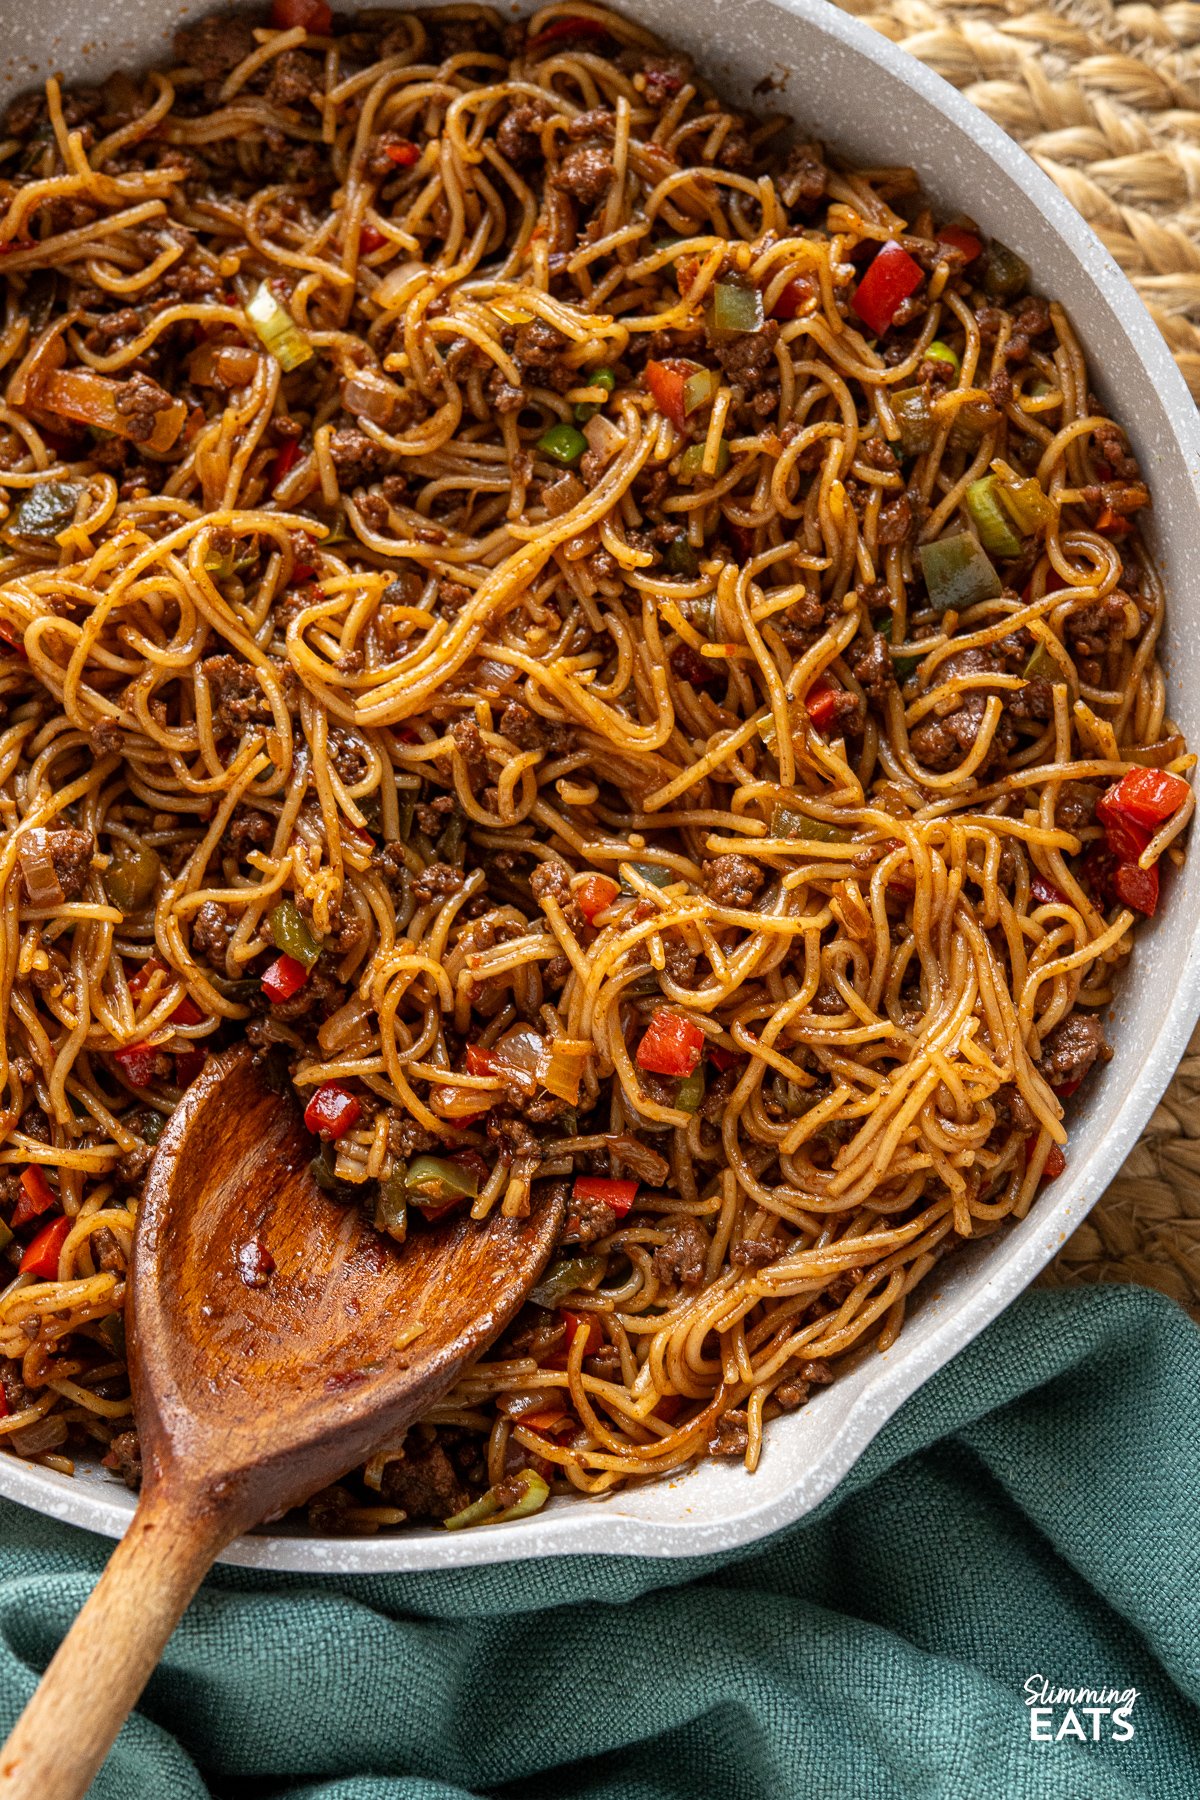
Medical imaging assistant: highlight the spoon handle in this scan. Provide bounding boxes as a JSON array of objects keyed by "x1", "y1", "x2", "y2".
[{"x1": 0, "y1": 1482, "x2": 227, "y2": 1800}]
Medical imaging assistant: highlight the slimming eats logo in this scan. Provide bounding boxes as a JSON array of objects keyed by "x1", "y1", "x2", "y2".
[{"x1": 1024, "y1": 1676, "x2": 1138, "y2": 1742}]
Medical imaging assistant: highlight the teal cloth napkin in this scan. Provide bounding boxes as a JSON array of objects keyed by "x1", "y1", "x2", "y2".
[{"x1": 0, "y1": 1284, "x2": 1195, "y2": 1800}]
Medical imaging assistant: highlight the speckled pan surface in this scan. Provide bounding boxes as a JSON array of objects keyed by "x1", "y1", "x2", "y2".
[{"x1": 1, "y1": 0, "x2": 1198, "y2": 1572}]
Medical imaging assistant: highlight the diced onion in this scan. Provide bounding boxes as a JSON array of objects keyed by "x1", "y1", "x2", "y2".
[
  {"x1": 541, "y1": 1045, "x2": 585, "y2": 1104},
  {"x1": 246, "y1": 282, "x2": 314, "y2": 372},
  {"x1": 374, "y1": 261, "x2": 427, "y2": 310},
  {"x1": 582, "y1": 412, "x2": 625, "y2": 465},
  {"x1": 18, "y1": 830, "x2": 65, "y2": 908},
  {"x1": 343, "y1": 372, "x2": 397, "y2": 425},
  {"x1": 317, "y1": 993, "x2": 372, "y2": 1055}
]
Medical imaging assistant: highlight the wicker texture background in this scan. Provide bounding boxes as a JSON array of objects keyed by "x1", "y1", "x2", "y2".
[{"x1": 834, "y1": 0, "x2": 1200, "y2": 1316}]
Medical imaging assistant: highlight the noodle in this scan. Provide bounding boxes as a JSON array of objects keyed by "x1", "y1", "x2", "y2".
[{"x1": 0, "y1": 1, "x2": 1189, "y2": 1526}]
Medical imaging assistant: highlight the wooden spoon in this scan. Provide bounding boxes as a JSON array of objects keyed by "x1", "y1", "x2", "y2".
[{"x1": 0, "y1": 1044, "x2": 563, "y2": 1800}]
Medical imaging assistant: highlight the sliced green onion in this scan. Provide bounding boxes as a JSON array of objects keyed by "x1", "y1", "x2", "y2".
[
  {"x1": 708, "y1": 281, "x2": 763, "y2": 335},
  {"x1": 444, "y1": 1468, "x2": 550, "y2": 1531},
  {"x1": 530, "y1": 1253, "x2": 606, "y2": 1309},
  {"x1": 665, "y1": 534, "x2": 699, "y2": 577},
  {"x1": 405, "y1": 1154, "x2": 479, "y2": 1206},
  {"x1": 679, "y1": 440, "x2": 730, "y2": 482},
  {"x1": 311, "y1": 1140, "x2": 352, "y2": 1197},
  {"x1": 536, "y1": 422, "x2": 587, "y2": 466},
  {"x1": 629, "y1": 862, "x2": 675, "y2": 888},
  {"x1": 1025, "y1": 639, "x2": 1056, "y2": 679},
  {"x1": 246, "y1": 281, "x2": 314, "y2": 372},
  {"x1": 770, "y1": 803, "x2": 851, "y2": 843},
  {"x1": 918, "y1": 532, "x2": 1002, "y2": 614},
  {"x1": 269, "y1": 898, "x2": 322, "y2": 970},
  {"x1": 965, "y1": 476, "x2": 1022, "y2": 558},
  {"x1": 676, "y1": 1068, "x2": 705, "y2": 1113},
  {"x1": 574, "y1": 367, "x2": 615, "y2": 423},
  {"x1": 682, "y1": 367, "x2": 720, "y2": 416},
  {"x1": 924, "y1": 339, "x2": 959, "y2": 373},
  {"x1": 983, "y1": 242, "x2": 1029, "y2": 300},
  {"x1": 892, "y1": 386, "x2": 934, "y2": 457},
  {"x1": 374, "y1": 1169, "x2": 408, "y2": 1244}
]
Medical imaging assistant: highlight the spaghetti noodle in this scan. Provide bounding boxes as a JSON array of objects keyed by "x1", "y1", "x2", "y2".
[{"x1": 0, "y1": 1, "x2": 1189, "y2": 1527}]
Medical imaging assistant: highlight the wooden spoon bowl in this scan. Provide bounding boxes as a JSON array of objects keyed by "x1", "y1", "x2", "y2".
[{"x1": 0, "y1": 1045, "x2": 563, "y2": 1799}]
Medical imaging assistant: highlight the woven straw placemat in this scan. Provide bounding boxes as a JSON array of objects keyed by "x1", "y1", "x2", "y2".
[{"x1": 833, "y1": 0, "x2": 1200, "y2": 1316}]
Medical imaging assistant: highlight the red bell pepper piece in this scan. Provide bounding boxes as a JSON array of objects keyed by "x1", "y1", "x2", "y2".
[
  {"x1": 1025, "y1": 1137, "x2": 1067, "y2": 1183},
  {"x1": 572, "y1": 1175, "x2": 638, "y2": 1215},
  {"x1": 771, "y1": 276, "x2": 814, "y2": 321},
  {"x1": 12, "y1": 1167, "x2": 56, "y2": 1229},
  {"x1": 20, "y1": 1215, "x2": 71, "y2": 1279},
  {"x1": 1098, "y1": 768, "x2": 1189, "y2": 835},
  {"x1": 303, "y1": 1082, "x2": 362, "y2": 1140},
  {"x1": 636, "y1": 1009, "x2": 704, "y2": 1078},
  {"x1": 171, "y1": 994, "x2": 205, "y2": 1027},
  {"x1": 383, "y1": 140, "x2": 421, "y2": 167},
  {"x1": 465, "y1": 1045, "x2": 498, "y2": 1078},
  {"x1": 269, "y1": 437, "x2": 302, "y2": 491},
  {"x1": 804, "y1": 678, "x2": 842, "y2": 732},
  {"x1": 270, "y1": 0, "x2": 331, "y2": 29},
  {"x1": 1112, "y1": 860, "x2": 1159, "y2": 916},
  {"x1": 0, "y1": 619, "x2": 26, "y2": 656},
  {"x1": 114, "y1": 1044, "x2": 161, "y2": 1087},
  {"x1": 576, "y1": 874, "x2": 619, "y2": 923},
  {"x1": 127, "y1": 958, "x2": 166, "y2": 1001},
  {"x1": 358, "y1": 224, "x2": 386, "y2": 254},
  {"x1": 560, "y1": 1309, "x2": 603, "y2": 1356},
  {"x1": 851, "y1": 242, "x2": 924, "y2": 336},
  {"x1": 645, "y1": 359, "x2": 691, "y2": 432},
  {"x1": 262, "y1": 954, "x2": 309, "y2": 1004},
  {"x1": 707, "y1": 1045, "x2": 742, "y2": 1072},
  {"x1": 1052, "y1": 1076, "x2": 1083, "y2": 1100},
  {"x1": 527, "y1": 15, "x2": 610, "y2": 52},
  {"x1": 937, "y1": 223, "x2": 982, "y2": 263},
  {"x1": 1030, "y1": 873, "x2": 1067, "y2": 907}
]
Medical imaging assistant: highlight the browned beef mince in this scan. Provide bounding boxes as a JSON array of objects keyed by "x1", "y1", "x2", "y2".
[
  {"x1": 908, "y1": 646, "x2": 1021, "y2": 771},
  {"x1": 850, "y1": 630, "x2": 896, "y2": 703},
  {"x1": 772, "y1": 1361, "x2": 834, "y2": 1410},
  {"x1": 566, "y1": 1195, "x2": 618, "y2": 1246},
  {"x1": 265, "y1": 49, "x2": 321, "y2": 109},
  {"x1": 222, "y1": 806, "x2": 274, "y2": 858},
  {"x1": 708, "y1": 1409, "x2": 750, "y2": 1456},
  {"x1": 174, "y1": 15, "x2": 257, "y2": 78},
  {"x1": 263, "y1": 965, "x2": 342, "y2": 1023},
  {"x1": 101, "y1": 1429, "x2": 142, "y2": 1490},
  {"x1": 191, "y1": 900, "x2": 235, "y2": 964},
  {"x1": 778, "y1": 141, "x2": 828, "y2": 211},
  {"x1": 1093, "y1": 420, "x2": 1141, "y2": 481},
  {"x1": 992, "y1": 1084, "x2": 1036, "y2": 1135},
  {"x1": 200, "y1": 654, "x2": 271, "y2": 731},
  {"x1": 731, "y1": 1238, "x2": 778, "y2": 1268},
  {"x1": 328, "y1": 427, "x2": 389, "y2": 487},
  {"x1": 412, "y1": 861, "x2": 464, "y2": 904},
  {"x1": 386, "y1": 1110, "x2": 440, "y2": 1158},
  {"x1": 1036, "y1": 1013, "x2": 1110, "y2": 1087},
  {"x1": 1081, "y1": 479, "x2": 1150, "y2": 519},
  {"x1": 486, "y1": 1114, "x2": 539, "y2": 1162},
  {"x1": 112, "y1": 371, "x2": 175, "y2": 443},
  {"x1": 708, "y1": 318, "x2": 780, "y2": 391},
  {"x1": 500, "y1": 698, "x2": 564, "y2": 751},
  {"x1": 554, "y1": 142, "x2": 615, "y2": 206},
  {"x1": 703, "y1": 855, "x2": 765, "y2": 908},
  {"x1": 371, "y1": 842, "x2": 409, "y2": 892},
  {"x1": 38, "y1": 828, "x2": 94, "y2": 901},
  {"x1": 379, "y1": 1434, "x2": 473, "y2": 1521},
  {"x1": 1055, "y1": 783, "x2": 1098, "y2": 831},
  {"x1": 653, "y1": 1216, "x2": 708, "y2": 1289},
  {"x1": 496, "y1": 98, "x2": 551, "y2": 168},
  {"x1": 450, "y1": 717, "x2": 489, "y2": 786}
]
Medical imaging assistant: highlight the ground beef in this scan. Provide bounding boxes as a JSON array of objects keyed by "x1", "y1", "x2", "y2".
[
  {"x1": 1003, "y1": 294, "x2": 1053, "y2": 364},
  {"x1": 113, "y1": 1141, "x2": 153, "y2": 1186},
  {"x1": 175, "y1": 14, "x2": 256, "y2": 77},
  {"x1": 386, "y1": 1111, "x2": 439, "y2": 1158},
  {"x1": 487, "y1": 1114, "x2": 539, "y2": 1163},
  {"x1": 850, "y1": 630, "x2": 896, "y2": 703},
  {"x1": 265, "y1": 965, "x2": 342, "y2": 1024},
  {"x1": 554, "y1": 143, "x2": 614, "y2": 206},
  {"x1": 35, "y1": 828, "x2": 94, "y2": 901},
  {"x1": 265, "y1": 49, "x2": 321, "y2": 109},
  {"x1": 877, "y1": 492, "x2": 915, "y2": 546},
  {"x1": 412, "y1": 862, "x2": 464, "y2": 904},
  {"x1": 773, "y1": 1360, "x2": 834, "y2": 1410},
  {"x1": 371, "y1": 842, "x2": 409, "y2": 892},
  {"x1": 512, "y1": 319, "x2": 573, "y2": 391},
  {"x1": 101, "y1": 1429, "x2": 142, "y2": 1490},
  {"x1": 500, "y1": 699, "x2": 560, "y2": 750},
  {"x1": 703, "y1": 855, "x2": 765, "y2": 908},
  {"x1": 731, "y1": 1237, "x2": 778, "y2": 1268},
  {"x1": 112, "y1": 371, "x2": 175, "y2": 444},
  {"x1": 496, "y1": 98, "x2": 551, "y2": 167},
  {"x1": 200, "y1": 654, "x2": 271, "y2": 731},
  {"x1": 566, "y1": 1195, "x2": 618, "y2": 1246},
  {"x1": 652, "y1": 1216, "x2": 708, "y2": 1289},
  {"x1": 1008, "y1": 673, "x2": 1054, "y2": 723},
  {"x1": 708, "y1": 1410, "x2": 750, "y2": 1456},
  {"x1": 1093, "y1": 420, "x2": 1141, "y2": 482},
  {"x1": 379, "y1": 1434, "x2": 473, "y2": 1521},
  {"x1": 222, "y1": 806, "x2": 273, "y2": 859},
  {"x1": 1081, "y1": 479, "x2": 1150, "y2": 519},
  {"x1": 778, "y1": 141, "x2": 828, "y2": 211},
  {"x1": 1036, "y1": 1013, "x2": 1110, "y2": 1087},
  {"x1": 450, "y1": 718, "x2": 488, "y2": 787},
  {"x1": 1055, "y1": 783, "x2": 1098, "y2": 831},
  {"x1": 908, "y1": 646, "x2": 1018, "y2": 772},
  {"x1": 329, "y1": 427, "x2": 389, "y2": 488},
  {"x1": 992, "y1": 1084, "x2": 1036, "y2": 1135},
  {"x1": 190, "y1": 903, "x2": 234, "y2": 969},
  {"x1": 709, "y1": 318, "x2": 780, "y2": 392}
]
